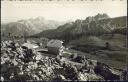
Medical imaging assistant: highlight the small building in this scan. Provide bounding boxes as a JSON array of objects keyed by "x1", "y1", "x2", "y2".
[{"x1": 47, "y1": 40, "x2": 64, "y2": 55}]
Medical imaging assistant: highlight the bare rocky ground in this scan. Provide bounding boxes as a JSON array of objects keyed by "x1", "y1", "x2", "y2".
[{"x1": 1, "y1": 40, "x2": 128, "y2": 81}]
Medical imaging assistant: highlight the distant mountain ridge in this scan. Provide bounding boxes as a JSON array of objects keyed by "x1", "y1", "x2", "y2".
[
  {"x1": 1, "y1": 17, "x2": 64, "y2": 37},
  {"x1": 34, "y1": 14, "x2": 126, "y2": 41}
]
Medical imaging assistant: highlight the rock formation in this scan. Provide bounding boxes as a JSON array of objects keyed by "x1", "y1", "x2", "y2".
[{"x1": 1, "y1": 41, "x2": 127, "y2": 81}]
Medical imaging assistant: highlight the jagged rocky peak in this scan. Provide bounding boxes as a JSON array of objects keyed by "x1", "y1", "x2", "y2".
[
  {"x1": 85, "y1": 13, "x2": 110, "y2": 23},
  {"x1": 75, "y1": 19, "x2": 83, "y2": 23},
  {"x1": 84, "y1": 16, "x2": 95, "y2": 23},
  {"x1": 102, "y1": 13, "x2": 109, "y2": 18},
  {"x1": 94, "y1": 13, "x2": 109, "y2": 20}
]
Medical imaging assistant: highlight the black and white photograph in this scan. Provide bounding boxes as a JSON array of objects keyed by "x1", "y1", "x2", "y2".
[{"x1": 1, "y1": 0, "x2": 128, "y2": 81}]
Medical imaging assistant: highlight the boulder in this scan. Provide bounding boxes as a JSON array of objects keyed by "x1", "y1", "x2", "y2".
[{"x1": 94, "y1": 62, "x2": 120, "y2": 80}]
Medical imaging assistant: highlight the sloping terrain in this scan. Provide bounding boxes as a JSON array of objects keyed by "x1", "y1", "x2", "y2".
[
  {"x1": 1, "y1": 41, "x2": 127, "y2": 81},
  {"x1": 1, "y1": 14, "x2": 127, "y2": 81},
  {"x1": 68, "y1": 34, "x2": 127, "y2": 69},
  {"x1": 1, "y1": 17, "x2": 64, "y2": 37},
  {"x1": 33, "y1": 14, "x2": 127, "y2": 71},
  {"x1": 34, "y1": 14, "x2": 126, "y2": 42}
]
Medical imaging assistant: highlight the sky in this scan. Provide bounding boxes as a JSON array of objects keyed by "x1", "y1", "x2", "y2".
[{"x1": 1, "y1": 0, "x2": 127, "y2": 23}]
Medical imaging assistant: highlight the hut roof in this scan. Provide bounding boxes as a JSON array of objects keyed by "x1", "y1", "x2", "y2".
[{"x1": 47, "y1": 40, "x2": 63, "y2": 48}]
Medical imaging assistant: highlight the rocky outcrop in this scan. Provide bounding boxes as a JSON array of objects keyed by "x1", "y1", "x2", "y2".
[
  {"x1": 1, "y1": 41, "x2": 127, "y2": 81},
  {"x1": 35, "y1": 14, "x2": 126, "y2": 41},
  {"x1": 85, "y1": 13, "x2": 109, "y2": 23}
]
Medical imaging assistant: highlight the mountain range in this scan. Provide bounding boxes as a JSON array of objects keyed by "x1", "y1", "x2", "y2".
[
  {"x1": 34, "y1": 14, "x2": 127, "y2": 42},
  {"x1": 1, "y1": 17, "x2": 64, "y2": 37},
  {"x1": 1, "y1": 14, "x2": 127, "y2": 41}
]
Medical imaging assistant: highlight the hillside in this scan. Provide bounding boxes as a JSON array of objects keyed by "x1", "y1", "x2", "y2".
[
  {"x1": 1, "y1": 40, "x2": 127, "y2": 81},
  {"x1": 1, "y1": 17, "x2": 64, "y2": 37},
  {"x1": 33, "y1": 14, "x2": 127, "y2": 68},
  {"x1": 35, "y1": 14, "x2": 126, "y2": 42}
]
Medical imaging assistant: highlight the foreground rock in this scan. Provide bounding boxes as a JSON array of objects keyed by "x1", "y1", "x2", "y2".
[{"x1": 1, "y1": 41, "x2": 127, "y2": 81}]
